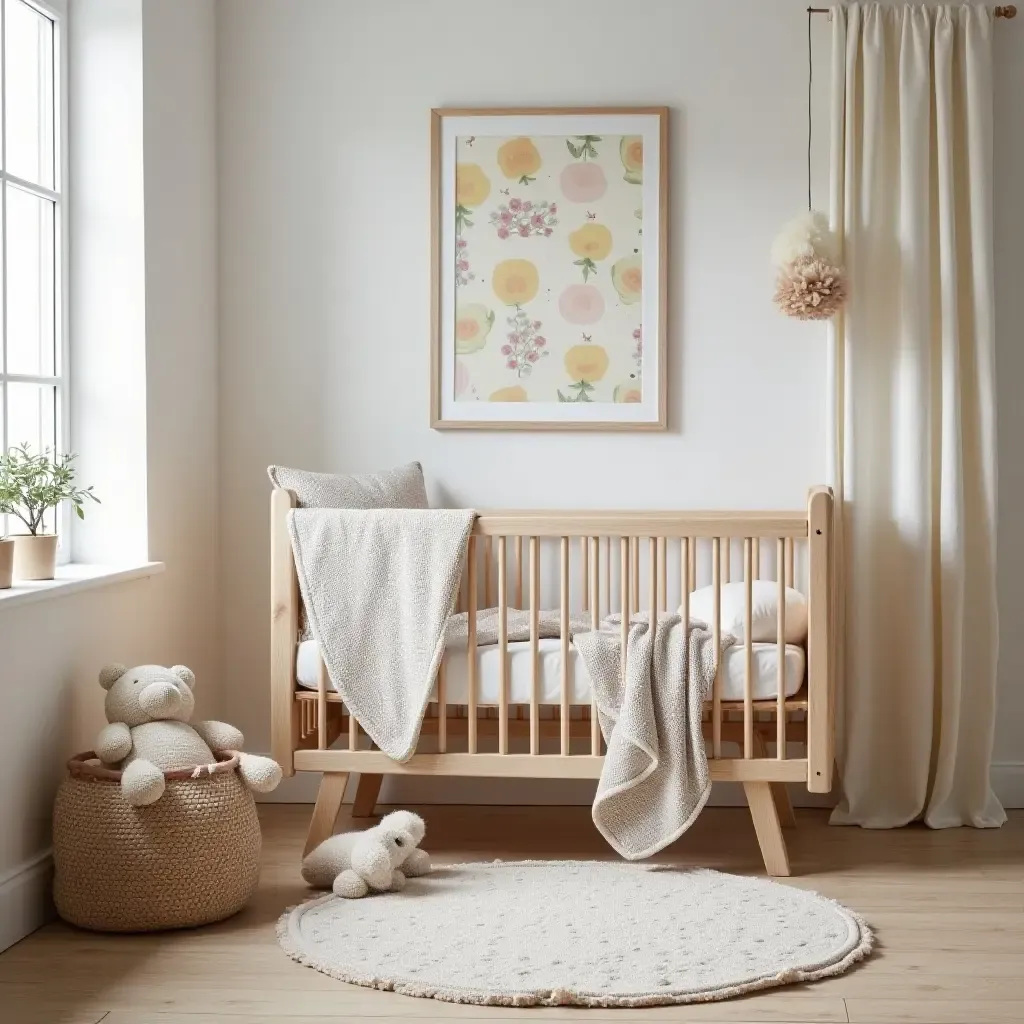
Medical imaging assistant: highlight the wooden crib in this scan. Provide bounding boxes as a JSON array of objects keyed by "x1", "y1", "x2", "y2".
[{"x1": 270, "y1": 487, "x2": 835, "y2": 876}]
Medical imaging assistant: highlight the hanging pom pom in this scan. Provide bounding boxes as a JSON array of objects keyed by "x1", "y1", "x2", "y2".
[
  {"x1": 771, "y1": 210, "x2": 848, "y2": 321},
  {"x1": 774, "y1": 255, "x2": 847, "y2": 321},
  {"x1": 771, "y1": 211, "x2": 838, "y2": 268}
]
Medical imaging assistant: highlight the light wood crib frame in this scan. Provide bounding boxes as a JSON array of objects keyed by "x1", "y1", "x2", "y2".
[{"x1": 270, "y1": 487, "x2": 835, "y2": 877}]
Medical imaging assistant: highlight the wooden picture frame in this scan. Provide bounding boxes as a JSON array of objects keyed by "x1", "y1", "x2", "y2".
[{"x1": 430, "y1": 107, "x2": 669, "y2": 431}]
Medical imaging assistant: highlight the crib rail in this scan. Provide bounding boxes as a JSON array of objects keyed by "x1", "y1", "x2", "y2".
[{"x1": 271, "y1": 489, "x2": 834, "y2": 793}]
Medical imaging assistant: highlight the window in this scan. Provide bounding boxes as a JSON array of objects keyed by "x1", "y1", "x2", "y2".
[{"x1": 0, "y1": 0, "x2": 65, "y2": 542}]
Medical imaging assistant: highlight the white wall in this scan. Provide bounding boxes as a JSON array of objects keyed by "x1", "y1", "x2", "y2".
[
  {"x1": 217, "y1": 0, "x2": 1023, "y2": 806},
  {"x1": 0, "y1": 0, "x2": 219, "y2": 951}
]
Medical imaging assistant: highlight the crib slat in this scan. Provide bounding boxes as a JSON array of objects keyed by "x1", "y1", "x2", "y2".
[
  {"x1": 723, "y1": 539, "x2": 731, "y2": 582},
  {"x1": 744, "y1": 538, "x2": 754, "y2": 760},
  {"x1": 680, "y1": 538, "x2": 690, "y2": 625},
  {"x1": 437, "y1": 659, "x2": 447, "y2": 753},
  {"x1": 631, "y1": 536, "x2": 640, "y2": 610},
  {"x1": 498, "y1": 536, "x2": 509, "y2": 755},
  {"x1": 777, "y1": 537, "x2": 787, "y2": 759},
  {"x1": 752, "y1": 537, "x2": 760, "y2": 581},
  {"x1": 785, "y1": 537, "x2": 794, "y2": 588},
  {"x1": 590, "y1": 537, "x2": 600, "y2": 756},
  {"x1": 580, "y1": 536, "x2": 589, "y2": 611},
  {"x1": 657, "y1": 536, "x2": 667, "y2": 610},
  {"x1": 620, "y1": 537, "x2": 630, "y2": 704},
  {"x1": 560, "y1": 537, "x2": 570, "y2": 756},
  {"x1": 680, "y1": 538, "x2": 691, "y2": 689},
  {"x1": 317, "y1": 652, "x2": 328, "y2": 750},
  {"x1": 511, "y1": 535, "x2": 521, "y2": 609},
  {"x1": 649, "y1": 537, "x2": 659, "y2": 633},
  {"x1": 349, "y1": 701, "x2": 358, "y2": 751},
  {"x1": 484, "y1": 536, "x2": 494, "y2": 607},
  {"x1": 604, "y1": 536, "x2": 612, "y2": 618},
  {"x1": 688, "y1": 536, "x2": 697, "y2": 592},
  {"x1": 712, "y1": 537, "x2": 722, "y2": 759},
  {"x1": 467, "y1": 537, "x2": 478, "y2": 754},
  {"x1": 529, "y1": 536, "x2": 540, "y2": 756}
]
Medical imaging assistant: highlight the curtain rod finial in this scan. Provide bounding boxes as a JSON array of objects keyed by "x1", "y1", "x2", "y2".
[{"x1": 995, "y1": 4, "x2": 1017, "y2": 16}]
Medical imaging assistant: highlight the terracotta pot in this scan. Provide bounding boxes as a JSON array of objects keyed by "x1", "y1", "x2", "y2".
[
  {"x1": 0, "y1": 538, "x2": 13, "y2": 589},
  {"x1": 13, "y1": 534, "x2": 59, "y2": 581}
]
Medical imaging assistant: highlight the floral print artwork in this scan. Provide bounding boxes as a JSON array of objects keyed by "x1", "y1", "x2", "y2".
[{"x1": 454, "y1": 133, "x2": 643, "y2": 404}]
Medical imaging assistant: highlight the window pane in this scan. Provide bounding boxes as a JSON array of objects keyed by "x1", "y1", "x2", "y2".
[
  {"x1": 4, "y1": 0, "x2": 55, "y2": 188},
  {"x1": 6, "y1": 185, "x2": 55, "y2": 376},
  {"x1": 5, "y1": 382, "x2": 57, "y2": 534}
]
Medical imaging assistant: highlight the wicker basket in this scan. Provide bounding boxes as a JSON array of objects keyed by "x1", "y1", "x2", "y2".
[{"x1": 53, "y1": 751, "x2": 261, "y2": 932}]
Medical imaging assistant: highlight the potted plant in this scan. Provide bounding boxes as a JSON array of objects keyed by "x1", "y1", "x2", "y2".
[
  {"x1": 0, "y1": 444, "x2": 99, "y2": 582},
  {"x1": 0, "y1": 533, "x2": 11, "y2": 590}
]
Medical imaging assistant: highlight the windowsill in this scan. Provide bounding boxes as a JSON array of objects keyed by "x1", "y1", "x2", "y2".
[{"x1": 0, "y1": 561, "x2": 165, "y2": 610}]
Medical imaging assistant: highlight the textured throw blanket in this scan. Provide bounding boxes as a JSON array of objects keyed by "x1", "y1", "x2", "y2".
[
  {"x1": 288, "y1": 508, "x2": 475, "y2": 762},
  {"x1": 574, "y1": 613, "x2": 730, "y2": 861},
  {"x1": 449, "y1": 606, "x2": 729, "y2": 861},
  {"x1": 446, "y1": 608, "x2": 593, "y2": 646}
]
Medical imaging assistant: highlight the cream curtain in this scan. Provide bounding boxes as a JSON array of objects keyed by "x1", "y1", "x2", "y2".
[{"x1": 827, "y1": 3, "x2": 1005, "y2": 828}]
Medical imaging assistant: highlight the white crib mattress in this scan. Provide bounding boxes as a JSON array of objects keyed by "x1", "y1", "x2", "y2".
[{"x1": 296, "y1": 637, "x2": 805, "y2": 705}]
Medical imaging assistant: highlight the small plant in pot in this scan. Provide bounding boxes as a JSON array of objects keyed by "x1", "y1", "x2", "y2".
[{"x1": 0, "y1": 444, "x2": 99, "y2": 584}]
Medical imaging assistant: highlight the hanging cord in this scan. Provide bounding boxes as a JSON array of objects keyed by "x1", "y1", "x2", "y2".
[{"x1": 806, "y1": 6, "x2": 813, "y2": 211}]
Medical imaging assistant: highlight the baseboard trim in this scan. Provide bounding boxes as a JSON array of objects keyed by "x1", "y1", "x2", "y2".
[
  {"x1": 993, "y1": 762, "x2": 1024, "y2": 809},
  {"x1": 0, "y1": 849, "x2": 54, "y2": 952}
]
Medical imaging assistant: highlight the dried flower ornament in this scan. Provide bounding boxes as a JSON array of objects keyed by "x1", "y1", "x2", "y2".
[{"x1": 773, "y1": 253, "x2": 847, "y2": 321}]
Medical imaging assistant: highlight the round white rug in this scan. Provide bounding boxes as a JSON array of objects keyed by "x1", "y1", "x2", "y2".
[{"x1": 279, "y1": 861, "x2": 872, "y2": 1007}]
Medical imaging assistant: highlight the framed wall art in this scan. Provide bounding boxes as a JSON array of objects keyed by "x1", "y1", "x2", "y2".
[{"x1": 430, "y1": 107, "x2": 668, "y2": 431}]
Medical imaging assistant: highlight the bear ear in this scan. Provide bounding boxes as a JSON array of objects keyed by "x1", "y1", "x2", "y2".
[
  {"x1": 99, "y1": 663, "x2": 128, "y2": 690},
  {"x1": 170, "y1": 665, "x2": 196, "y2": 689}
]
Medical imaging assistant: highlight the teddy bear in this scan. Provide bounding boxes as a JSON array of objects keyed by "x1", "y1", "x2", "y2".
[
  {"x1": 94, "y1": 663, "x2": 283, "y2": 807},
  {"x1": 301, "y1": 810, "x2": 432, "y2": 898}
]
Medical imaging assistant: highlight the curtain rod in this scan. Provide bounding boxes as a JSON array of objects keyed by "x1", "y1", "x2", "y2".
[{"x1": 808, "y1": 4, "x2": 1016, "y2": 16}]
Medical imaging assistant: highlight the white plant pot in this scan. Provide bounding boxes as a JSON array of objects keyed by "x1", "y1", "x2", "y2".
[
  {"x1": 0, "y1": 538, "x2": 13, "y2": 589},
  {"x1": 13, "y1": 534, "x2": 59, "y2": 581}
]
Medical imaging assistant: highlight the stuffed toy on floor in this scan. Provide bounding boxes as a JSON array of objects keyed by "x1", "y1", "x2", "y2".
[
  {"x1": 302, "y1": 810, "x2": 431, "y2": 898},
  {"x1": 94, "y1": 663, "x2": 283, "y2": 806}
]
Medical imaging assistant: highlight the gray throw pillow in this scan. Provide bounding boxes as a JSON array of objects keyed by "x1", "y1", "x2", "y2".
[{"x1": 267, "y1": 461, "x2": 428, "y2": 510}]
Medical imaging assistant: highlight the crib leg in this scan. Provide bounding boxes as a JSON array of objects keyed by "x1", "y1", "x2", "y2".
[
  {"x1": 770, "y1": 782, "x2": 797, "y2": 829},
  {"x1": 743, "y1": 781, "x2": 791, "y2": 877},
  {"x1": 352, "y1": 774, "x2": 384, "y2": 818},
  {"x1": 303, "y1": 772, "x2": 350, "y2": 858}
]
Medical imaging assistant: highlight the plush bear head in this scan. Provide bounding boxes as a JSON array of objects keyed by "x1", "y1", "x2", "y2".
[{"x1": 99, "y1": 664, "x2": 197, "y2": 728}]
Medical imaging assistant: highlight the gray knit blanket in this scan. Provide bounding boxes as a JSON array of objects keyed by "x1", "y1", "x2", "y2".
[
  {"x1": 288, "y1": 508, "x2": 475, "y2": 762},
  {"x1": 575, "y1": 613, "x2": 730, "y2": 860}
]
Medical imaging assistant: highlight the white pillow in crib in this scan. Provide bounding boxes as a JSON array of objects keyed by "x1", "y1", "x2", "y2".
[{"x1": 683, "y1": 581, "x2": 808, "y2": 644}]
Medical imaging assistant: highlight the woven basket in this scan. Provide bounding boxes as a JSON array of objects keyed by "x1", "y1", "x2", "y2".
[{"x1": 53, "y1": 751, "x2": 261, "y2": 932}]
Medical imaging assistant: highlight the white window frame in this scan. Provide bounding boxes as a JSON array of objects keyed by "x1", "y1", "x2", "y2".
[{"x1": 0, "y1": 0, "x2": 70, "y2": 558}]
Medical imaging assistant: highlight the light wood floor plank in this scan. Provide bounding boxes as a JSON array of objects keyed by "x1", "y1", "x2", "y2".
[
  {"x1": 846, "y1": 998, "x2": 1024, "y2": 1023},
  {"x1": 1, "y1": 805, "x2": 1020, "y2": 1024}
]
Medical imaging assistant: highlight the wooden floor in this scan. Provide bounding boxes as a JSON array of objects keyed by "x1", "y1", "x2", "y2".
[{"x1": 2, "y1": 803, "x2": 1022, "y2": 1024}]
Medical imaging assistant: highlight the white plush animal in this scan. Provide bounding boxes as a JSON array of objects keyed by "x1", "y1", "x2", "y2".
[
  {"x1": 94, "y1": 663, "x2": 283, "y2": 807},
  {"x1": 301, "y1": 810, "x2": 432, "y2": 898}
]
